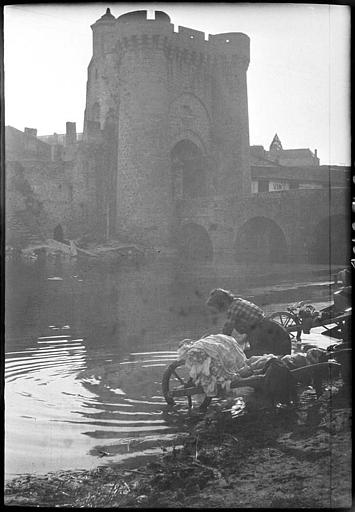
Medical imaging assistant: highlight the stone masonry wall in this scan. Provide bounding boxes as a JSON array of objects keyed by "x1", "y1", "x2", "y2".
[
  {"x1": 5, "y1": 142, "x2": 102, "y2": 246},
  {"x1": 115, "y1": 39, "x2": 172, "y2": 246},
  {"x1": 6, "y1": 160, "x2": 72, "y2": 245}
]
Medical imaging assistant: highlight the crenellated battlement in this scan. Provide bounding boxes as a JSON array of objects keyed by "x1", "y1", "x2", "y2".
[
  {"x1": 208, "y1": 32, "x2": 250, "y2": 60},
  {"x1": 117, "y1": 10, "x2": 171, "y2": 24},
  {"x1": 176, "y1": 26, "x2": 206, "y2": 43},
  {"x1": 91, "y1": 9, "x2": 249, "y2": 66}
]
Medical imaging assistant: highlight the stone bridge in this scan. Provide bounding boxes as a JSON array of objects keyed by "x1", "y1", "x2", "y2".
[{"x1": 174, "y1": 187, "x2": 350, "y2": 266}]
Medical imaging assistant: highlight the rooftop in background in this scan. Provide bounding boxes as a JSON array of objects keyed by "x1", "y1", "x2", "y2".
[
  {"x1": 250, "y1": 134, "x2": 349, "y2": 194},
  {"x1": 251, "y1": 134, "x2": 320, "y2": 167}
]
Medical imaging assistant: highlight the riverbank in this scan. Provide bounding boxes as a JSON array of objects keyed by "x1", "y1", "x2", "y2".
[{"x1": 5, "y1": 381, "x2": 351, "y2": 508}]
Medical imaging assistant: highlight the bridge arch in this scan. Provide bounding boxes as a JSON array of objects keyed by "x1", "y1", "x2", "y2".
[
  {"x1": 177, "y1": 222, "x2": 213, "y2": 262},
  {"x1": 309, "y1": 213, "x2": 350, "y2": 265},
  {"x1": 235, "y1": 216, "x2": 288, "y2": 263}
]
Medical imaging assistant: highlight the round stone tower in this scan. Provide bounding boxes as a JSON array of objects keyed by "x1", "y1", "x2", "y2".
[
  {"x1": 84, "y1": 8, "x2": 118, "y2": 134},
  {"x1": 114, "y1": 11, "x2": 174, "y2": 246},
  {"x1": 208, "y1": 32, "x2": 251, "y2": 197},
  {"x1": 84, "y1": 9, "x2": 251, "y2": 248}
]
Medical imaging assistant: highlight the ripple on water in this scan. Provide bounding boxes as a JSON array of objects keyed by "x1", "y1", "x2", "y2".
[{"x1": 5, "y1": 334, "x2": 182, "y2": 476}]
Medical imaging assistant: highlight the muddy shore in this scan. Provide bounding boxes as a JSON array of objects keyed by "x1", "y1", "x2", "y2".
[{"x1": 5, "y1": 381, "x2": 351, "y2": 508}]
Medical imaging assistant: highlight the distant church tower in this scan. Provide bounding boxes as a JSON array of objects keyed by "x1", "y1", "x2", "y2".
[
  {"x1": 83, "y1": 8, "x2": 251, "y2": 246},
  {"x1": 269, "y1": 133, "x2": 283, "y2": 153}
]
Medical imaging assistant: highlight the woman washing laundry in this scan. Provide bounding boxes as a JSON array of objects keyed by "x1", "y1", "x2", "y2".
[{"x1": 206, "y1": 288, "x2": 291, "y2": 356}]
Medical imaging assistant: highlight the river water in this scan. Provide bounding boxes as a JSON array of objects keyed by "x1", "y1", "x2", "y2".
[{"x1": 4, "y1": 255, "x2": 332, "y2": 478}]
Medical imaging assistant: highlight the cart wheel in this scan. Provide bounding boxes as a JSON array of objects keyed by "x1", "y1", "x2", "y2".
[
  {"x1": 269, "y1": 311, "x2": 302, "y2": 341},
  {"x1": 162, "y1": 360, "x2": 212, "y2": 410}
]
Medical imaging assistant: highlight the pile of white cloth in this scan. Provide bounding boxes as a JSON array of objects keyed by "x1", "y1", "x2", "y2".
[
  {"x1": 178, "y1": 334, "x2": 251, "y2": 396},
  {"x1": 177, "y1": 335, "x2": 327, "y2": 396}
]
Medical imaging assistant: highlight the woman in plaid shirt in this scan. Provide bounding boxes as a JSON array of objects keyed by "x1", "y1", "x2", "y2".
[{"x1": 206, "y1": 288, "x2": 291, "y2": 356}]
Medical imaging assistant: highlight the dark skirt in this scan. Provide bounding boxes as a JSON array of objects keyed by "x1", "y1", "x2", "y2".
[{"x1": 245, "y1": 318, "x2": 291, "y2": 356}]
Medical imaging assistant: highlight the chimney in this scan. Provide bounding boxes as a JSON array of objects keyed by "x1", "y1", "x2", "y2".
[
  {"x1": 314, "y1": 149, "x2": 317, "y2": 157},
  {"x1": 24, "y1": 127, "x2": 37, "y2": 151},
  {"x1": 65, "y1": 122, "x2": 77, "y2": 145},
  {"x1": 24, "y1": 127, "x2": 37, "y2": 137}
]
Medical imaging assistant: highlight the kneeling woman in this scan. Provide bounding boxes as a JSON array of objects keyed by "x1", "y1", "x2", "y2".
[{"x1": 206, "y1": 288, "x2": 291, "y2": 357}]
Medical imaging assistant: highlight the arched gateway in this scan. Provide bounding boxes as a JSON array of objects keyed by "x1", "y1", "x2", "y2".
[{"x1": 171, "y1": 140, "x2": 206, "y2": 199}]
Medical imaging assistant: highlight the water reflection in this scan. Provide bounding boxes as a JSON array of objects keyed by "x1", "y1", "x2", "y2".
[
  {"x1": 5, "y1": 256, "x2": 215, "y2": 477},
  {"x1": 5, "y1": 327, "x2": 182, "y2": 475}
]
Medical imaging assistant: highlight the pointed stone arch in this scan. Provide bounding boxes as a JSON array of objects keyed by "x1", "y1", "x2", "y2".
[
  {"x1": 170, "y1": 130, "x2": 206, "y2": 155},
  {"x1": 170, "y1": 92, "x2": 212, "y2": 122},
  {"x1": 169, "y1": 92, "x2": 211, "y2": 151}
]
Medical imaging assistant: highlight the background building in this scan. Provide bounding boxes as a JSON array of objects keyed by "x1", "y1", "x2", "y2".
[{"x1": 5, "y1": 9, "x2": 351, "y2": 268}]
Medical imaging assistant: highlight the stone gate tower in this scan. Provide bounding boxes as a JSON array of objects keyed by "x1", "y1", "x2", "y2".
[{"x1": 84, "y1": 8, "x2": 251, "y2": 246}]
